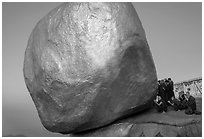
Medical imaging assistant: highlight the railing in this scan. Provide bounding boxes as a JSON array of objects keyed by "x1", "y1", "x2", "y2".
[{"x1": 174, "y1": 77, "x2": 202, "y2": 98}]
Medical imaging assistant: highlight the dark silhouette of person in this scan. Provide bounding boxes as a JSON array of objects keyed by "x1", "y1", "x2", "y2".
[
  {"x1": 167, "y1": 96, "x2": 181, "y2": 111},
  {"x1": 157, "y1": 80, "x2": 161, "y2": 95},
  {"x1": 178, "y1": 91, "x2": 188, "y2": 110},
  {"x1": 185, "y1": 91, "x2": 201, "y2": 115},
  {"x1": 178, "y1": 91, "x2": 185, "y2": 102},
  {"x1": 168, "y1": 78, "x2": 175, "y2": 98},
  {"x1": 158, "y1": 80, "x2": 166, "y2": 103},
  {"x1": 165, "y1": 80, "x2": 171, "y2": 105},
  {"x1": 154, "y1": 95, "x2": 167, "y2": 113}
]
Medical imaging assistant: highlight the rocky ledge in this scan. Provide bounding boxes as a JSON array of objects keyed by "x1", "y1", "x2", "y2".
[{"x1": 72, "y1": 107, "x2": 202, "y2": 137}]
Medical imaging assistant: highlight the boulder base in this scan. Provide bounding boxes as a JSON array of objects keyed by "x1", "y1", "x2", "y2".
[{"x1": 72, "y1": 103, "x2": 202, "y2": 137}]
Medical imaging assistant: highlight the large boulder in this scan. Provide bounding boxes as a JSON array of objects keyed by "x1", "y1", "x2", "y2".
[{"x1": 23, "y1": 2, "x2": 157, "y2": 134}]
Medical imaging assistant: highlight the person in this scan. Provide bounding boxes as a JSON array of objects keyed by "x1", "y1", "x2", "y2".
[
  {"x1": 168, "y1": 78, "x2": 175, "y2": 99},
  {"x1": 178, "y1": 91, "x2": 188, "y2": 110},
  {"x1": 185, "y1": 91, "x2": 201, "y2": 115},
  {"x1": 165, "y1": 79, "x2": 171, "y2": 105},
  {"x1": 154, "y1": 95, "x2": 167, "y2": 113},
  {"x1": 178, "y1": 91, "x2": 184, "y2": 100},
  {"x1": 167, "y1": 96, "x2": 181, "y2": 111},
  {"x1": 158, "y1": 80, "x2": 166, "y2": 103},
  {"x1": 157, "y1": 80, "x2": 161, "y2": 95}
]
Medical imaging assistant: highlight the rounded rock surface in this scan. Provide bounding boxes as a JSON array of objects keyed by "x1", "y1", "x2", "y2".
[{"x1": 23, "y1": 2, "x2": 157, "y2": 134}]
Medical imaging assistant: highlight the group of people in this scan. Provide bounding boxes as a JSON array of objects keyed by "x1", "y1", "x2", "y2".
[{"x1": 153, "y1": 78, "x2": 201, "y2": 115}]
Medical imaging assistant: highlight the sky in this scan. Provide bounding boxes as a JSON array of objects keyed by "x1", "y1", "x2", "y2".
[{"x1": 2, "y1": 2, "x2": 202, "y2": 137}]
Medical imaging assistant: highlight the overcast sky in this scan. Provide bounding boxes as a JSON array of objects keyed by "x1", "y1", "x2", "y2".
[{"x1": 2, "y1": 2, "x2": 202, "y2": 137}]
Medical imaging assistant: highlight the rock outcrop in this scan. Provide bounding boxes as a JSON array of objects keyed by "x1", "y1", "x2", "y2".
[
  {"x1": 71, "y1": 108, "x2": 202, "y2": 137},
  {"x1": 23, "y1": 2, "x2": 157, "y2": 134}
]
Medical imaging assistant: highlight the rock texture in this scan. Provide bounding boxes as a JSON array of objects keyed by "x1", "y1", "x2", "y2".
[
  {"x1": 23, "y1": 2, "x2": 157, "y2": 134},
  {"x1": 72, "y1": 109, "x2": 202, "y2": 137}
]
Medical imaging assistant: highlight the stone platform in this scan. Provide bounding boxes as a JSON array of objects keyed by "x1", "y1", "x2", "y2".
[{"x1": 71, "y1": 98, "x2": 202, "y2": 137}]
